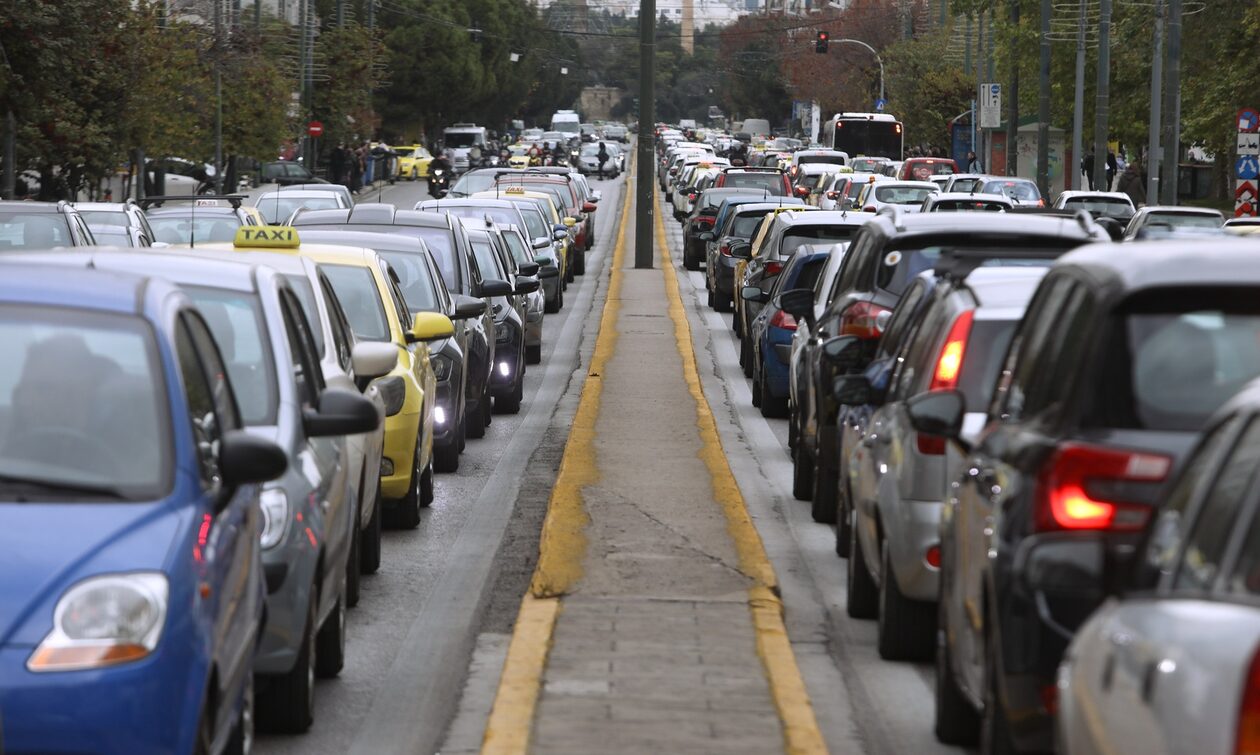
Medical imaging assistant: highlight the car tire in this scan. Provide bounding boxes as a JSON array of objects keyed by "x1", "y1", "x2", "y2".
[
  {"x1": 482, "y1": 386, "x2": 493, "y2": 427},
  {"x1": 574, "y1": 249, "x2": 586, "y2": 275},
  {"x1": 877, "y1": 540, "x2": 935, "y2": 661},
  {"x1": 497, "y1": 376, "x2": 523, "y2": 414},
  {"x1": 419, "y1": 460, "x2": 435, "y2": 507},
  {"x1": 393, "y1": 447, "x2": 423, "y2": 529},
  {"x1": 257, "y1": 596, "x2": 316, "y2": 733},
  {"x1": 810, "y1": 457, "x2": 838, "y2": 524},
  {"x1": 714, "y1": 291, "x2": 732, "y2": 313},
  {"x1": 683, "y1": 246, "x2": 700, "y2": 271},
  {"x1": 345, "y1": 505, "x2": 362, "y2": 608},
  {"x1": 314, "y1": 595, "x2": 345, "y2": 679},
  {"x1": 981, "y1": 631, "x2": 1017, "y2": 755},
  {"x1": 935, "y1": 596, "x2": 981, "y2": 745},
  {"x1": 750, "y1": 356, "x2": 763, "y2": 407},
  {"x1": 741, "y1": 336, "x2": 754, "y2": 378},
  {"x1": 732, "y1": 308, "x2": 742, "y2": 337},
  {"x1": 791, "y1": 445, "x2": 813, "y2": 502},
  {"x1": 835, "y1": 479, "x2": 853, "y2": 557},
  {"x1": 707, "y1": 288, "x2": 715, "y2": 308},
  {"x1": 526, "y1": 344, "x2": 542, "y2": 364},
  {"x1": 544, "y1": 290, "x2": 560, "y2": 314},
  {"x1": 466, "y1": 395, "x2": 486, "y2": 439},
  {"x1": 223, "y1": 678, "x2": 253, "y2": 755},
  {"x1": 760, "y1": 369, "x2": 787, "y2": 418},
  {"x1": 360, "y1": 482, "x2": 383, "y2": 574},
  {"x1": 846, "y1": 515, "x2": 878, "y2": 619},
  {"x1": 565, "y1": 259, "x2": 575, "y2": 284}
]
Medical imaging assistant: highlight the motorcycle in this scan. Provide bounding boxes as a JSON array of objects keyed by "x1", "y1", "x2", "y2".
[{"x1": 428, "y1": 167, "x2": 450, "y2": 198}]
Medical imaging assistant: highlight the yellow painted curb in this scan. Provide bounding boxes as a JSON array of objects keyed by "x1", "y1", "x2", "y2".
[
  {"x1": 480, "y1": 163, "x2": 636, "y2": 755},
  {"x1": 481, "y1": 595, "x2": 560, "y2": 755},
  {"x1": 655, "y1": 204, "x2": 828, "y2": 755}
]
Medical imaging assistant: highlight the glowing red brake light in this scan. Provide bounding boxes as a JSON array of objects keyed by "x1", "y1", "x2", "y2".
[
  {"x1": 1033, "y1": 443, "x2": 1170, "y2": 532},
  {"x1": 917, "y1": 311, "x2": 975, "y2": 455},
  {"x1": 1236, "y1": 646, "x2": 1260, "y2": 754},
  {"x1": 839, "y1": 301, "x2": 890, "y2": 340},
  {"x1": 770, "y1": 309, "x2": 797, "y2": 331},
  {"x1": 695, "y1": 216, "x2": 715, "y2": 228}
]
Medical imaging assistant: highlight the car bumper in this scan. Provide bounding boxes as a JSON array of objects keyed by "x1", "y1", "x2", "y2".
[
  {"x1": 257, "y1": 524, "x2": 321, "y2": 674},
  {"x1": 886, "y1": 498, "x2": 943, "y2": 601},
  {"x1": 379, "y1": 407, "x2": 422, "y2": 499}
]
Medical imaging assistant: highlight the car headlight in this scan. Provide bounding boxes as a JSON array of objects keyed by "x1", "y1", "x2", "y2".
[
  {"x1": 432, "y1": 354, "x2": 454, "y2": 382},
  {"x1": 259, "y1": 487, "x2": 290, "y2": 549},
  {"x1": 376, "y1": 375, "x2": 407, "y2": 416},
  {"x1": 28, "y1": 573, "x2": 168, "y2": 672},
  {"x1": 495, "y1": 321, "x2": 513, "y2": 343}
]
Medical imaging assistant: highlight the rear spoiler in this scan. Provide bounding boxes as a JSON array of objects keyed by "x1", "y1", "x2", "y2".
[{"x1": 932, "y1": 246, "x2": 1076, "y2": 280}]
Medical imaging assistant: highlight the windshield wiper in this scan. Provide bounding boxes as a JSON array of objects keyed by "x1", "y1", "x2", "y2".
[{"x1": 0, "y1": 473, "x2": 133, "y2": 502}]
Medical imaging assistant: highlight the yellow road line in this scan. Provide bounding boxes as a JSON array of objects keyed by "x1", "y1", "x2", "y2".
[
  {"x1": 481, "y1": 163, "x2": 635, "y2": 755},
  {"x1": 654, "y1": 205, "x2": 828, "y2": 755}
]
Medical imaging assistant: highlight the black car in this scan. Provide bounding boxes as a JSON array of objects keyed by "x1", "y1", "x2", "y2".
[
  {"x1": 463, "y1": 222, "x2": 535, "y2": 414},
  {"x1": 789, "y1": 212, "x2": 1108, "y2": 536},
  {"x1": 260, "y1": 161, "x2": 327, "y2": 186},
  {"x1": 910, "y1": 238, "x2": 1260, "y2": 752}
]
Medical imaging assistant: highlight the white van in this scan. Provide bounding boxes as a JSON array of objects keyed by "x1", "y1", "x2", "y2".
[
  {"x1": 442, "y1": 123, "x2": 488, "y2": 173},
  {"x1": 551, "y1": 110, "x2": 581, "y2": 136},
  {"x1": 742, "y1": 118, "x2": 771, "y2": 138}
]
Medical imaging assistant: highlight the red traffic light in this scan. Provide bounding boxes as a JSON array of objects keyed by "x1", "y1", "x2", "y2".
[
  {"x1": 815, "y1": 30, "x2": 830, "y2": 53},
  {"x1": 818, "y1": 31, "x2": 829, "y2": 41}
]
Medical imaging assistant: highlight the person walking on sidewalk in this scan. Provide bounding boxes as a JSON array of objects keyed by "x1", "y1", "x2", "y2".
[{"x1": 1118, "y1": 161, "x2": 1146, "y2": 207}]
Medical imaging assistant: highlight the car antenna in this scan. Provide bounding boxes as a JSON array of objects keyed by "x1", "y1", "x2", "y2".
[{"x1": 190, "y1": 198, "x2": 196, "y2": 249}]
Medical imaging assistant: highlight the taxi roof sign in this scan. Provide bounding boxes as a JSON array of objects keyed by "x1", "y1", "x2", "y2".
[
  {"x1": 504, "y1": 186, "x2": 527, "y2": 194},
  {"x1": 235, "y1": 225, "x2": 301, "y2": 249}
]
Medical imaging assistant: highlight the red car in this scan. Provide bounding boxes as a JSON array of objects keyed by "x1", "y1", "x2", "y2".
[{"x1": 897, "y1": 157, "x2": 959, "y2": 181}]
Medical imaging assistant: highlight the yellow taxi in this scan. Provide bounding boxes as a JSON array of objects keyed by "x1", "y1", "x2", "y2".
[
  {"x1": 396, "y1": 145, "x2": 434, "y2": 181},
  {"x1": 228, "y1": 225, "x2": 454, "y2": 528},
  {"x1": 507, "y1": 145, "x2": 532, "y2": 169}
]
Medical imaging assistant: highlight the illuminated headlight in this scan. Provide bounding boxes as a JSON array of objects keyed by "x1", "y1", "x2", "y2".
[
  {"x1": 432, "y1": 354, "x2": 454, "y2": 382},
  {"x1": 435, "y1": 406, "x2": 447, "y2": 425},
  {"x1": 498, "y1": 361, "x2": 511, "y2": 377},
  {"x1": 27, "y1": 573, "x2": 168, "y2": 672},
  {"x1": 495, "y1": 321, "x2": 513, "y2": 343},
  {"x1": 259, "y1": 488, "x2": 289, "y2": 549},
  {"x1": 377, "y1": 375, "x2": 407, "y2": 416}
]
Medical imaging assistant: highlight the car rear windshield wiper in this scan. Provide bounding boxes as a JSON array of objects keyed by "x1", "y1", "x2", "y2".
[{"x1": 0, "y1": 473, "x2": 133, "y2": 502}]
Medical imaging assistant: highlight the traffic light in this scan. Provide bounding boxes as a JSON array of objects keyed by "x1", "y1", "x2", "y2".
[{"x1": 815, "y1": 30, "x2": 829, "y2": 53}]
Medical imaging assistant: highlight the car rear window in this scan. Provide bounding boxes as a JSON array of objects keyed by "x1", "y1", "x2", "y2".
[
  {"x1": 781, "y1": 227, "x2": 859, "y2": 256},
  {"x1": 983, "y1": 180, "x2": 1041, "y2": 201},
  {"x1": 949, "y1": 177, "x2": 981, "y2": 192},
  {"x1": 1061, "y1": 197, "x2": 1134, "y2": 219},
  {"x1": 932, "y1": 199, "x2": 1008, "y2": 212},
  {"x1": 1088, "y1": 288, "x2": 1260, "y2": 432},
  {"x1": 906, "y1": 161, "x2": 957, "y2": 179},
  {"x1": 958, "y1": 319, "x2": 1017, "y2": 410},
  {"x1": 1145, "y1": 212, "x2": 1224, "y2": 231},
  {"x1": 875, "y1": 186, "x2": 936, "y2": 205},
  {"x1": 723, "y1": 172, "x2": 786, "y2": 195},
  {"x1": 875, "y1": 240, "x2": 1074, "y2": 297},
  {"x1": 798, "y1": 155, "x2": 845, "y2": 166},
  {"x1": 731, "y1": 210, "x2": 773, "y2": 238}
]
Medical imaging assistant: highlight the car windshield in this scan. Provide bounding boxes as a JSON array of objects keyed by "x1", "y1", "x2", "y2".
[
  {"x1": 254, "y1": 196, "x2": 341, "y2": 224},
  {"x1": 148, "y1": 214, "x2": 241, "y2": 245},
  {"x1": 184, "y1": 287, "x2": 279, "y2": 426},
  {"x1": 875, "y1": 186, "x2": 936, "y2": 205},
  {"x1": 501, "y1": 231, "x2": 533, "y2": 266},
  {"x1": 516, "y1": 206, "x2": 548, "y2": 240},
  {"x1": 781, "y1": 227, "x2": 859, "y2": 256},
  {"x1": 849, "y1": 158, "x2": 887, "y2": 172},
  {"x1": 1087, "y1": 289, "x2": 1260, "y2": 432},
  {"x1": 411, "y1": 227, "x2": 459, "y2": 291},
  {"x1": 322, "y1": 264, "x2": 391, "y2": 342},
  {"x1": 931, "y1": 199, "x2": 1007, "y2": 212},
  {"x1": 0, "y1": 211, "x2": 75, "y2": 249},
  {"x1": 1147, "y1": 212, "x2": 1224, "y2": 230},
  {"x1": 470, "y1": 236, "x2": 506, "y2": 280},
  {"x1": 1062, "y1": 197, "x2": 1134, "y2": 219},
  {"x1": 379, "y1": 251, "x2": 441, "y2": 312},
  {"x1": 0, "y1": 305, "x2": 169, "y2": 500},
  {"x1": 77, "y1": 210, "x2": 130, "y2": 227},
  {"x1": 950, "y1": 177, "x2": 982, "y2": 192},
  {"x1": 449, "y1": 172, "x2": 499, "y2": 197},
  {"x1": 445, "y1": 131, "x2": 483, "y2": 148},
  {"x1": 984, "y1": 181, "x2": 1041, "y2": 201},
  {"x1": 723, "y1": 172, "x2": 786, "y2": 195}
]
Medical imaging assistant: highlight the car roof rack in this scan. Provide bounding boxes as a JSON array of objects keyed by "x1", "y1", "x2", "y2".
[
  {"x1": 933, "y1": 246, "x2": 1073, "y2": 281},
  {"x1": 138, "y1": 194, "x2": 246, "y2": 209}
]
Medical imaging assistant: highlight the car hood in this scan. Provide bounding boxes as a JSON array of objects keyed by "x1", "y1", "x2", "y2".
[{"x1": 0, "y1": 500, "x2": 190, "y2": 646}]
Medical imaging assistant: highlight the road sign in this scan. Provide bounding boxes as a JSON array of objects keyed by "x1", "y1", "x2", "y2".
[
  {"x1": 1240, "y1": 132, "x2": 1260, "y2": 155},
  {"x1": 1237, "y1": 180, "x2": 1258, "y2": 217},
  {"x1": 1238, "y1": 155, "x2": 1260, "y2": 181},
  {"x1": 979, "y1": 83, "x2": 1001, "y2": 129},
  {"x1": 1240, "y1": 108, "x2": 1260, "y2": 133},
  {"x1": 875, "y1": 98, "x2": 887, "y2": 112},
  {"x1": 307, "y1": 121, "x2": 324, "y2": 137}
]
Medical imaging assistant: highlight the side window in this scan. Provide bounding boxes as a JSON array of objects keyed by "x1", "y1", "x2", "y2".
[
  {"x1": 829, "y1": 233, "x2": 868, "y2": 303},
  {"x1": 428, "y1": 256, "x2": 453, "y2": 312},
  {"x1": 319, "y1": 275, "x2": 354, "y2": 372},
  {"x1": 890, "y1": 299, "x2": 947, "y2": 400},
  {"x1": 183, "y1": 312, "x2": 241, "y2": 432},
  {"x1": 1143, "y1": 415, "x2": 1243, "y2": 582},
  {"x1": 279, "y1": 289, "x2": 325, "y2": 407},
  {"x1": 378, "y1": 261, "x2": 412, "y2": 326},
  {"x1": 993, "y1": 277, "x2": 1074, "y2": 421},
  {"x1": 878, "y1": 280, "x2": 926, "y2": 359},
  {"x1": 175, "y1": 318, "x2": 223, "y2": 490},
  {"x1": 1172, "y1": 417, "x2": 1260, "y2": 593}
]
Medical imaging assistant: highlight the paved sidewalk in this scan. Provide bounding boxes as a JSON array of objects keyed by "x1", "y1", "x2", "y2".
[{"x1": 513, "y1": 185, "x2": 800, "y2": 753}]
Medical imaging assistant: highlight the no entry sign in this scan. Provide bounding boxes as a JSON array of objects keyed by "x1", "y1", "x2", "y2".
[{"x1": 307, "y1": 121, "x2": 324, "y2": 138}]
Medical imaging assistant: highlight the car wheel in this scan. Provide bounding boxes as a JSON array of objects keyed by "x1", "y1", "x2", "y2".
[
  {"x1": 482, "y1": 386, "x2": 493, "y2": 427},
  {"x1": 877, "y1": 540, "x2": 935, "y2": 661},
  {"x1": 419, "y1": 460, "x2": 434, "y2": 507},
  {"x1": 714, "y1": 291, "x2": 732, "y2": 313},
  {"x1": 810, "y1": 456, "x2": 837, "y2": 524},
  {"x1": 466, "y1": 393, "x2": 487, "y2": 439},
  {"x1": 574, "y1": 248, "x2": 586, "y2": 275},
  {"x1": 791, "y1": 445, "x2": 813, "y2": 502},
  {"x1": 760, "y1": 369, "x2": 788, "y2": 418},
  {"x1": 194, "y1": 696, "x2": 215, "y2": 755},
  {"x1": 434, "y1": 433, "x2": 460, "y2": 472},
  {"x1": 315, "y1": 595, "x2": 346, "y2": 678},
  {"x1": 411, "y1": 168, "x2": 419, "y2": 181},
  {"x1": 935, "y1": 591, "x2": 981, "y2": 745},
  {"x1": 981, "y1": 631, "x2": 1017, "y2": 755},
  {"x1": 257, "y1": 596, "x2": 316, "y2": 733},
  {"x1": 835, "y1": 478, "x2": 853, "y2": 557},
  {"x1": 707, "y1": 288, "x2": 715, "y2": 308},
  {"x1": 683, "y1": 246, "x2": 700, "y2": 271},
  {"x1": 393, "y1": 447, "x2": 423, "y2": 529},
  {"x1": 223, "y1": 677, "x2": 253, "y2": 755},
  {"x1": 565, "y1": 259, "x2": 575, "y2": 284},
  {"x1": 741, "y1": 336, "x2": 754, "y2": 378},
  {"x1": 345, "y1": 504, "x2": 362, "y2": 608},
  {"x1": 557, "y1": 284, "x2": 565, "y2": 310},
  {"x1": 526, "y1": 344, "x2": 542, "y2": 364},
  {"x1": 360, "y1": 482, "x2": 383, "y2": 573},
  {"x1": 846, "y1": 514, "x2": 878, "y2": 619},
  {"x1": 750, "y1": 356, "x2": 763, "y2": 407},
  {"x1": 497, "y1": 370, "x2": 524, "y2": 414}
]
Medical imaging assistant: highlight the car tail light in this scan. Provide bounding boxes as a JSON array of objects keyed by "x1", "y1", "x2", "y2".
[
  {"x1": 826, "y1": 191, "x2": 839, "y2": 199},
  {"x1": 1033, "y1": 443, "x2": 1171, "y2": 532},
  {"x1": 688, "y1": 192, "x2": 697, "y2": 201},
  {"x1": 770, "y1": 309, "x2": 797, "y2": 331},
  {"x1": 695, "y1": 216, "x2": 715, "y2": 228},
  {"x1": 1040, "y1": 684, "x2": 1059, "y2": 717},
  {"x1": 720, "y1": 242, "x2": 733, "y2": 257},
  {"x1": 916, "y1": 311, "x2": 976, "y2": 455},
  {"x1": 864, "y1": 205, "x2": 877, "y2": 212},
  {"x1": 839, "y1": 301, "x2": 890, "y2": 340},
  {"x1": 765, "y1": 260, "x2": 783, "y2": 276},
  {"x1": 924, "y1": 545, "x2": 941, "y2": 569},
  {"x1": 1236, "y1": 645, "x2": 1260, "y2": 754}
]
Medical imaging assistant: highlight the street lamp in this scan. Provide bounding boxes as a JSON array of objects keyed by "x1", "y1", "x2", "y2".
[{"x1": 833, "y1": 38, "x2": 885, "y2": 105}]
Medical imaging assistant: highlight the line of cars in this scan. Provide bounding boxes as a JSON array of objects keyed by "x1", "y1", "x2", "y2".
[
  {"x1": 0, "y1": 162, "x2": 605, "y2": 753},
  {"x1": 678, "y1": 157, "x2": 1260, "y2": 752}
]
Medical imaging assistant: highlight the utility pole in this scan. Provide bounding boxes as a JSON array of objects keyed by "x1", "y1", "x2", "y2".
[
  {"x1": 214, "y1": 0, "x2": 224, "y2": 194},
  {"x1": 337, "y1": 0, "x2": 345, "y2": 27},
  {"x1": 1160, "y1": 0, "x2": 1182, "y2": 204},
  {"x1": 976, "y1": 11, "x2": 985, "y2": 173},
  {"x1": 1092, "y1": 0, "x2": 1112, "y2": 192},
  {"x1": 1070, "y1": 0, "x2": 1086, "y2": 190},
  {"x1": 635, "y1": 0, "x2": 656, "y2": 270},
  {"x1": 1036, "y1": 0, "x2": 1050, "y2": 196},
  {"x1": 367, "y1": 0, "x2": 374, "y2": 30},
  {"x1": 1006, "y1": 0, "x2": 1019, "y2": 176},
  {"x1": 3, "y1": 110, "x2": 14, "y2": 200},
  {"x1": 1146, "y1": 0, "x2": 1163, "y2": 200}
]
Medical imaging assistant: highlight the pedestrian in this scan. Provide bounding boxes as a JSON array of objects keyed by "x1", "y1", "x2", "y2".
[
  {"x1": 330, "y1": 143, "x2": 348, "y2": 186},
  {"x1": 349, "y1": 144, "x2": 364, "y2": 193},
  {"x1": 1106, "y1": 150, "x2": 1118, "y2": 191},
  {"x1": 596, "y1": 141, "x2": 609, "y2": 179},
  {"x1": 966, "y1": 150, "x2": 982, "y2": 173},
  {"x1": 1082, "y1": 150, "x2": 1096, "y2": 191},
  {"x1": 1117, "y1": 161, "x2": 1146, "y2": 207}
]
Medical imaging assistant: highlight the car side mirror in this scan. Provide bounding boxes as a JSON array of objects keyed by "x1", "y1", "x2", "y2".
[
  {"x1": 832, "y1": 374, "x2": 873, "y2": 405},
  {"x1": 351, "y1": 341, "x2": 399, "y2": 391},
  {"x1": 532, "y1": 238, "x2": 552, "y2": 250},
  {"x1": 517, "y1": 260, "x2": 540, "y2": 277},
  {"x1": 699, "y1": 231, "x2": 715, "y2": 242},
  {"x1": 478, "y1": 278, "x2": 514, "y2": 298},
  {"x1": 729, "y1": 240, "x2": 752, "y2": 260},
  {"x1": 820, "y1": 335, "x2": 864, "y2": 373},
  {"x1": 776, "y1": 288, "x2": 814, "y2": 324},
  {"x1": 905, "y1": 390, "x2": 967, "y2": 448},
  {"x1": 794, "y1": 185, "x2": 810, "y2": 198},
  {"x1": 411, "y1": 311, "x2": 455, "y2": 342},
  {"x1": 219, "y1": 430, "x2": 287, "y2": 491},
  {"x1": 303, "y1": 388, "x2": 381, "y2": 438},
  {"x1": 514, "y1": 276, "x2": 540, "y2": 295},
  {"x1": 740, "y1": 285, "x2": 768, "y2": 303},
  {"x1": 563, "y1": 217, "x2": 577, "y2": 227},
  {"x1": 453, "y1": 294, "x2": 488, "y2": 319},
  {"x1": 582, "y1": 201, "x2": 597, "y2": 213}
]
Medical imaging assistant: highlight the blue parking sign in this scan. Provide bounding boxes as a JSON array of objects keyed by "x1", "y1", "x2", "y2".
[{"x1": 1238, "y1": 155, "x2": 1260, "y2": 180}]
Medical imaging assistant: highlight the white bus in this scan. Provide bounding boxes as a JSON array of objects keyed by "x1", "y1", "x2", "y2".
[{"x1": 820, "y1": 112, "x2": 904, "y2": 160}]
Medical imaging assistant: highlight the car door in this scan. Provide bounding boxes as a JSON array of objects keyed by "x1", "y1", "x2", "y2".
[{"x1": 176, "y1": 311, "x2": 260, "y2": 735}]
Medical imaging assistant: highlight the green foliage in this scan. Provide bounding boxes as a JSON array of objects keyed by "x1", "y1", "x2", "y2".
[{"x1": 883, "y1": 31, "x2": 975, "y2": 148}]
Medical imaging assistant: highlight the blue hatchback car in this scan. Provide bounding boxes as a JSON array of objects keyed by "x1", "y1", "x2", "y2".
[{"x1": 0, "y1": 264, "x2": 287, "y2": 754}]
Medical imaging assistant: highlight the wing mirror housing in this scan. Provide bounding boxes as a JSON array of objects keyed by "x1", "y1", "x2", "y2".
[
  {"x1": 411, "y1": 311, "x2": 456, "y2": 342},
  {"x1": 582, "y1": 201, "x2": 597, "y2": 213},
  {"x1": 453, "y1": 294, "x2": 488, "y2": 319},
  {"x1": 775, "y1": 288, "x2": 815, "y2": 326},
  {"x1": 698, "y1": 231, "x2": 715, "y2": 242},
  {"x1": 820, "y1": 334, "x2": 865, "y2": 374},
  {"x1": 478, "y1": 278, "x2": 514, "y2": 299},
  {"x1": 517, "y1": 260, "x2": 540, "y2": 277},
  {"x1": 303, "y1": 388, "x2": 382, "y2": 438},
  {"x1": 514, "y1": 276, "x2": 541, "y2": 295},
  {"x1": 219, "y1": 430, "x2": 287, "y2": 490},
  {"x1": 563, "y1": 216, "x2": 577, "y2": 228},
  {"x1": 832, "y1": 374, "x2": 873, "y2": 406},
  {"x1": 905, "y1": 390, "x2": 967, "y2": 449},
  {"x1": 590, "y1": 191, "x2": 602, "y2": 202},
  {"x1": 740, "y1": 285, "x2": 769, "y2": 304},
  {"x1": 351, "y1": 341, "x2": 399, "y2": 391},
  {"x1": 728, "y1": 240, "x2": 752, "y2": 260}
]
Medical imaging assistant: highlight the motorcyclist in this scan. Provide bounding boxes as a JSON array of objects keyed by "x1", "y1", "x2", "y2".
[{"x1": 428, "y1": 150, "x2": 453, "y2": 197}]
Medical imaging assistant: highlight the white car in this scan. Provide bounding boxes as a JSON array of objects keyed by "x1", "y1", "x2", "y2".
[
  {"x1": 1053, "y1": 190, "x2": 1135, "y2": 219},
  {"x1": 920, "y1": 192, "x2": 1013, "y2": 212},
  {"x1": 791, "y1": 163, "x2": 844, "y2": 203},
  {"x1": 855, "y1": 180, "x2": 939, "y2": 213},
  {"x1": 253, "y1": 188, "x2": 350, "y2": 224}
]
